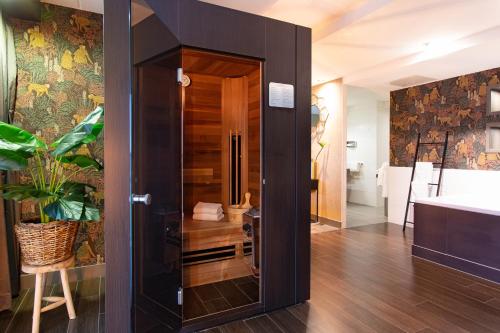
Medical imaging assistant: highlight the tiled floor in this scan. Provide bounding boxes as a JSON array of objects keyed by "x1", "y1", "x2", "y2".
[
  {"x1": 346, "y1": 202, "x2": 387, "y2": 228},
  {"x1": 184, "y1": 276, "x2": 259, "y2": 320}
]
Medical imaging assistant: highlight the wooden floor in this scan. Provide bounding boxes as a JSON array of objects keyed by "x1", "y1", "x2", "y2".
[
  {"x1": 4, "y1": 223, "x2": 500, "y2": 332},
  {"x1": 207, "y1": 223, "x2": 500, "y2": 333},
  {"x1": 0, "y1": 277, "x2": 104, "y2": 333}
]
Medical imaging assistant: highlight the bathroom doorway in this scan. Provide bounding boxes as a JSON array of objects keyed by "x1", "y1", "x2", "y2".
[{"x1": 345, "y1": 85, "x2": 389, "y2": 227}]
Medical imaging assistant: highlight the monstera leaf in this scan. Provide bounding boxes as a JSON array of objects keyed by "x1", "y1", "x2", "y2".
[
  {"x1": 0, "y1": 149, "x2": 31, "y2": 170},
  {"x1": 44, "y1": 195, "x2": 85, "y2": 221},
  {"x1": 60, "y1": 154, "x2": 103, "y2": 170},
  {"x1": 0, "y1": 122, "x2": 47, "y2": 170},
  {"x1": 0, "y1": 107, "x2": 104, "y2": 223},
  {"x1": 51, "y1": 106, "x2": 104, "y2": 156},
  {"x1": 57, "y1": 182, "x2": 96, "y2": 196},
  {"x1": 81, "y1": 202, "x2": 100, "y2": 221},
  {"x1": 43, "y1": 182, "x2": 98, "y2": 221}
]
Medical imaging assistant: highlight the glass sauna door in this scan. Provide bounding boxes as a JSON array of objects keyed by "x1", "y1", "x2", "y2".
[{"x1": 132, "y1": 50, "x2": 183, "y2": 332}]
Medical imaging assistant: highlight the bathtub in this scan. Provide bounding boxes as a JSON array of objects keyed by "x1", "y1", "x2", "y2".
[
  {"x1": 416, "y1": 195, "x2": 500, "y2": 216},
  {"x1": 413, "y1": 195, "x2": 500, "y2": 283}
]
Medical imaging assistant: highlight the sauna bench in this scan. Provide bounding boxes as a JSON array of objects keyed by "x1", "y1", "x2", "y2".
[
  {"x1": 182, "y1": 216, "x2": 253, "y2": 287},
  {"x1": 413, "y1": 197, "x2": 500, "y2": 283}
]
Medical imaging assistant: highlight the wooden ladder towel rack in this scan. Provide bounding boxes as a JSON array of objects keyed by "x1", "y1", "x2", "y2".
[{"x1": 403, "y1": 131, "x2": 449, "y2": 231}]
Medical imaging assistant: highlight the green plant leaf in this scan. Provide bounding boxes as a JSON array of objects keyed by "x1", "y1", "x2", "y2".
[
  {"x1": 60, "y1": 155, "x2": 103, "y2": 171},
  {"x1": 42, "y1": 182, "x2": 100, "y2": 222},
  {"x1": 51, "y1": 106, "x2": 104, "y2": 156},
  {"x1": 0, "y1": 149, "x2": 30, "y2": 170},
  {"x1": 43, "y1": 195, "x2": 85, "y2": 221},
  {"x1": 0, "y1": 122, "x2": 47, "y2": 153},
  {"x1": 58, "y1": 182, "x2": 96, "y2": 196},
  {"x1": 0, "y1": 184, "x2": 54, "y2": 201},
  {"x1": 82, "y1": 203, "x2": 100, "y2": 221}
]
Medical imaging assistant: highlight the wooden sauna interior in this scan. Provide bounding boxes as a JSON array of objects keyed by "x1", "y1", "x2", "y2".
[{"x1": 182, "y1": 48, "x2": 261, "y2": 314}]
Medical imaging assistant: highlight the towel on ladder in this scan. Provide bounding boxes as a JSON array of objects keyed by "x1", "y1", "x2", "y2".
[{"x1": 411, "y1": 162, "x2": 433, "y2": 200}]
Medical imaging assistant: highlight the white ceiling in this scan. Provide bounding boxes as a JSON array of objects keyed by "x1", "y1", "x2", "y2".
[
  {"x1": 202, "y1": 0, "x2": 500, "y2": 98},
  {"x1": 42, "y1": 0, "x2": 103, "y2": 14},
  {"x1": 44, "y1": 0, "x2": 500, "y2": 98}
]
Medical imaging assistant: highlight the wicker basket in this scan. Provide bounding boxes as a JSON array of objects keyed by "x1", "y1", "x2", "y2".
[{"x1": 14, "y1": 220, "x2": 79, "y2": 266}]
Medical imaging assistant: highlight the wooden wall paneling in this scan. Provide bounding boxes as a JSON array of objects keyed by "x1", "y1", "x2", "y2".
[
  {"x1": 183, "y1": 218, "x2": 253, "y2": 287},
  {"x1": 183, "y1": 49, "x2": 260, "y2": 77},
  {"x1": 295, "y1": 26, "x2": 312, "y2": 303},
  {"x1": 263, "y1": 20, "x2": 297, "y2": 311},
  {"x1": 222, "y1": 77, "x2": 249, "y2": 208},
  {"x1": 104, "y1": 1, "x2": 131, "y2": 332},
  {"x1": 247, "y1": 68, "x2": 261, "y2": 208},
  {"x1": 183, "y1": 73, "x2": 223, "y2": 212},
  {"x1": 179, "y1": 0, "x2": 266, "y2": 59}
]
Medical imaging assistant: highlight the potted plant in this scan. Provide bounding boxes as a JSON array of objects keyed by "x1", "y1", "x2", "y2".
[{"x1": 0, "y1": 106, "x2": 104, "y2": 266}]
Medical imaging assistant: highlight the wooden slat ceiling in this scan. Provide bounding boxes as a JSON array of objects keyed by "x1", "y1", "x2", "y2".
[{"x1": 182, "y1": 48, "x2": 260, "y2": 77}]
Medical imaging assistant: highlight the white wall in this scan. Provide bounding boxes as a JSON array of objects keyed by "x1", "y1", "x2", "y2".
[
  {"x1": 388, "y1": 166, "x2": 500, "y2": 226},
  {"x1": 377, "y1": 100, "x2": 390, "y2": 206},
  {"x1": 346, "y1": 86, "x2": 389, "y2": 207}
]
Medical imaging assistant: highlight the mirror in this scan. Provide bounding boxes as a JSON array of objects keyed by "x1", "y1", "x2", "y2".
[
  {"x1": 487, "y1": 86, "x2": 500, "y2": 115},
  {"x1": 486, "y1": 122, "x2": 500, "y2": 153}
]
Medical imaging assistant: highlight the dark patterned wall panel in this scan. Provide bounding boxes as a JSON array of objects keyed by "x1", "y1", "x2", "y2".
[
  {"x1": 10, "y1": 4, "x2": 104, "y2": 267},
  {"x1": 390, "y1": 68, "x2": 500, "y2": 170}
]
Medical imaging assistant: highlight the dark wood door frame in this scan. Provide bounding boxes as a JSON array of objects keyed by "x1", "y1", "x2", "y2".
[
  {"x1": 136, "y1": 0, "x2": 312, "y2": 312},
  {"x1": 103, "y1": 1, "x2": 132, "y2": 332}
]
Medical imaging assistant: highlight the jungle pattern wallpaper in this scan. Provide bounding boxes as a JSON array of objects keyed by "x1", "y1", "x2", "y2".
[
  {"x1": 390, "y1": 68, "x2": 500, "y2": 170},
  {"x1": 10, "y1": 4, "x2": 104, "y2": 267}
]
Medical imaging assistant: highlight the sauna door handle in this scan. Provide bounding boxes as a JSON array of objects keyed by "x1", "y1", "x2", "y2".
[{"x1": 131, "y1": 193, "x2": 152, "y2": 205}]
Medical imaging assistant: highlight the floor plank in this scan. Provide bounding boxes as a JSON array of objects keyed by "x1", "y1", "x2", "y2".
[
  {"x1": 6, "y1": 221, "x2": 500, "y2": 333},
  {"x1": 244, "y1": 315, "x2": 283, "y2": 333},
  {"x1": 0, "y1": 289, "x2": 28, "y2": 332},
  {"x1": 211, "y1": 222, "x2": 500, "y2": 333}
]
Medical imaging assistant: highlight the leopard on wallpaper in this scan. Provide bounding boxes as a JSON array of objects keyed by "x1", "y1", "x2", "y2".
[
  {"x1": 390, "y1": 68, "x2": 500, "y2": 170},
  {"x1": 10, "y1": 4, "x2": 104, "y2": 267}
]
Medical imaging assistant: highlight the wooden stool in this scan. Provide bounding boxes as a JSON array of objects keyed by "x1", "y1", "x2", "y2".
[{"x1": 21, "y1": 256, "x2": 76, "y2": 333}]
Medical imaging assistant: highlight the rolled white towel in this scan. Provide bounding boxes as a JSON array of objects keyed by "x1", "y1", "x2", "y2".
[
  {"x1": 193, "y1": 202, "x2": 223, "y2": 215},
  {"x1": 411, "y1": 181, "x2": 430, "y2": 200},
  {"x1": 193, "y1": 213, "x2": 224, "y2": 221},
  {"x1": 195, "y1": 207, "x2": 222, "y2": 215},
  {"x1": 414, "y1": 162, "x2": 433, "y2": 182}
]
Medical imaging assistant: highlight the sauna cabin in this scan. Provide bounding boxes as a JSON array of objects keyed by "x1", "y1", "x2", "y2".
[
  {"x1": 181, "y1": 48, "x2": 261, "y2": 319},
  {"x1": 125, "y1": 1, "x2": 311, "y2": 331}
]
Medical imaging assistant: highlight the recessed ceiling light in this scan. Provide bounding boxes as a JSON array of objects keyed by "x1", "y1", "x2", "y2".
[{"x1": 412, "y1": 38, "x2": 471, "y2": 64}]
